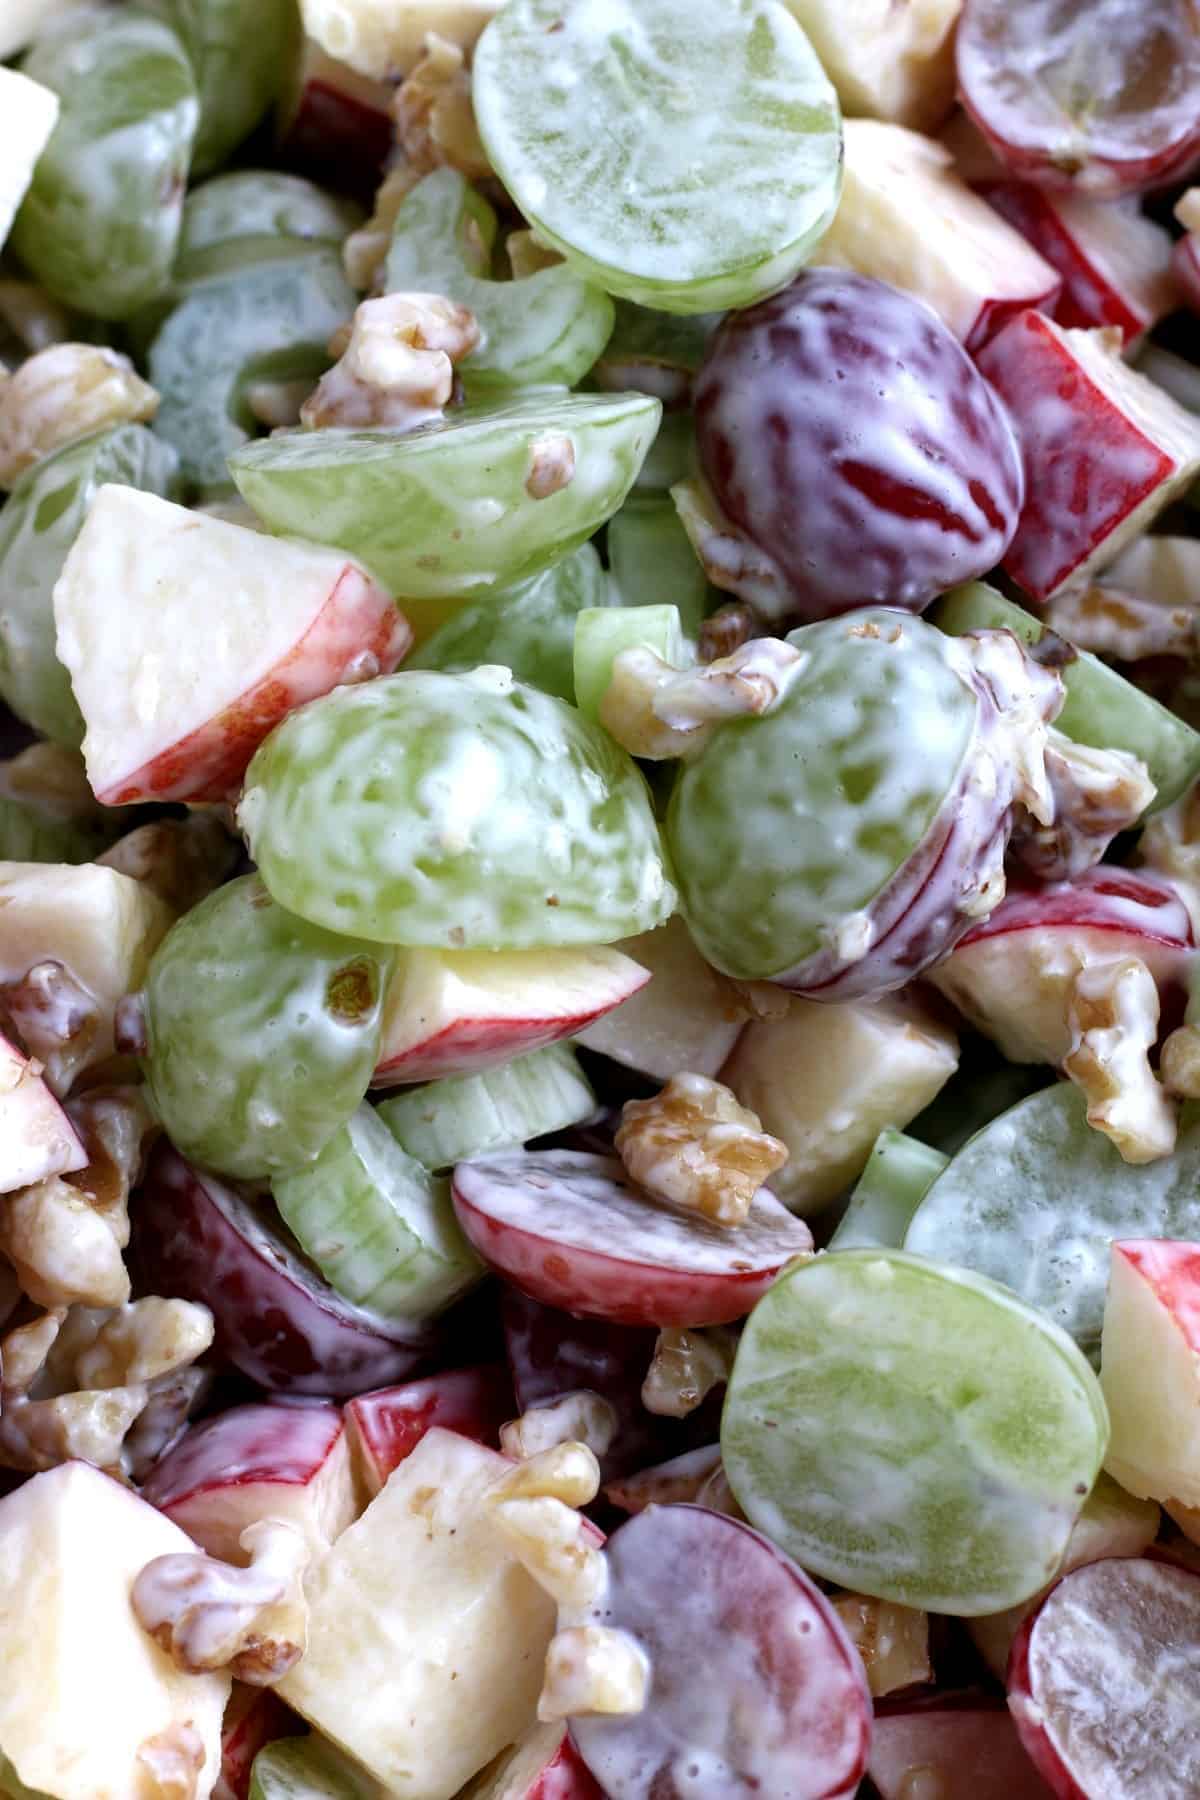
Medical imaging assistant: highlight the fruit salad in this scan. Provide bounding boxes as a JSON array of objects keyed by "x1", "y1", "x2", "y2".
[{"x1": 3, "y1": 0, "x2": 1200, "y2": 1796}]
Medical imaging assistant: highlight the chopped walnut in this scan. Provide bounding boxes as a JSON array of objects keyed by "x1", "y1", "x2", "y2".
[
  {"x1": 500, "y1": 1391, "x2": 617, "y2": 1463},
  {"x1": 641, "y1": 1326, "x2": 735, "y2": 1419},
  {"x1": 1140, "y1": 785, "x2": 1200, "y2": 936},
  {"x1": 525, "y1": 434, "x2": 575, "y2": 500},
  {"x1": 724, "y1": 977, "x2": 791, "y2": 1022},
  {"x1": 0, "y1": 281, "x2": 73, "y2": 355},
  {"x1": 538, "y1": 1626, "x2": 649, "y2": 1723},
  {"x1": 1046, "y1": 582, "x2": 1196, "y2": 664},
  {"x1": 98, "y1": 815, "x2": 239, "y2": 914},
  {"x1": 962, "y1": 628, "x2": 1065, "y2": 831},
  {"x1": 599, "y1": 637, "x2": 805, "y2": 761},
  {"x1": 1176, "y1": 188, "x2": 1200, "y2": 234},
  {"x1": 489, "y1": 1496, "x2": 607, "y2": 1609},
  {"x1": 0, "y1": 343, "x2": 158, "y2": 488},
  {"x1": 1063, "y1": 957, "x2": 1176, "y2": 1163},
  {"x1": 487, "y1": 1441, "x2": 601, "y2": 1509},
  {"x1": 829, "y1": 1594, "x2": 932, "y2": 1698},
  {"x1": 1009, "y1": 731, "x2": 1156, "y2": 883},
  {"x1": 300, "y1": 292, "x2": 479, "y2": 432},
  {"x1": 395, "y1": 33, "x2": 490, "y2": 178},
  {"x1": 604, "y1": 1445, "x2": 723, "y2": 1515},
  {"x1": 1163, "y1": 1022, "x2": 1200, "y2": 1098},
  {"x1": 671, "y1": 477, "x2": 795, "y2": 620},
  {"x1": 61, "y1": 1085, "x2": 155, "y2": 1245},
  {"x1": 616, "y1": 1072, "x2": 787, "y2": 1227},
  {"x1": 133, "y1": 1519, "x2": 309, "y2": 1686},
  {"x1": 0, "y1": 962, "x2": 100, "y2": 1098},
  {"x1": 0, "y1": 1178, "x2": 130, "y2": 1309},
  {"x1": 123, "y1": 1368, "x2": 213, "y2": 1484},
  {"x1": 74, "y1": 1297, "x2": 213, "y2": 1390},
  {"x1": 0, "y1": 1305, "x2": 66, "y2": 1402},
  {"x1": 137, "y1": 1723, "x2": 206, "y2": 1800},
  {"x1": 343, "y1": 161, "x2": 427, "y2": 291},
  {"x1": 698, "y1": 602, "x2": 762, "y2": 664},
  {"x1": 244, "y1": 378, "x2": 315, "y2": 430},
  {"x1": 506, "y1": 229, "x2": 563, "y2": 279}
]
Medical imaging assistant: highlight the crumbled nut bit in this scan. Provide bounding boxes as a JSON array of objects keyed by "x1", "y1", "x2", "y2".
[
  {"x1": 538, "y1": 1626, "x2": 649, "y2": 1723},
  {"x1": 963, "y1": 628, "x2": 1065, "y2": 831},
  {"x1": 395, "y1": 33, "x2": 490, "y2": 179},
  {"x1": 500, "y1": 1391, "x2": 617, "y2": 1463},
  {"x1": 137, "y1": 1722, "x2": 206, "y2": 1800},
  {"x1": 0, "y1": 962, "x2": 100, "y2": 1098},
  {"x1": 671, "y1": 477, "x2": 795, "y2": 619},
  {"x1": 343, "y1": 160, "x2": 426, "y2": 292},
  {"x1": 124, "y1": 1368, "x2": 213, "y2": 1484},
  {"x1": 300, "y1": 292, "x2": 480, "y2": 432},
  {"x1": 725, "y1": 977, "x2": 791, "y2": 1022},
  {"x1": 244, "y1": 378, "x2": 316, "y2": 431},
  {"x1": 599, "y1": 637, "x2": 805, "y2": 761},
  {"x1": 1176, "y1": 188, "x2": 1200, "y2": 234},
  {"x1": 0, "y1": 1305, "x2": 66, "y2": 1402},
  {"x1": 75, "y1": 1297, "x2": 213, "y2": 1390},
  {"x1": 62, "y1": 1085, "x2": 156, "y2": 1245},
  {"x1": 506, "y1": 229, "x2": 563, "y2": 279},
  {"x1": 0, "y1": 344, "x2": 158, "y2": 488},
  {"x1": 1163, "y1": 1022, "x2": 1200, "y2": 1099},
  {"x1": 615, "y1": 1072, "x2": 788, "y2": 1227},
  {"x1": 604, "y1": 1445, "x2": 723, "y2": 1515},
  {"x1": 1063, "y1": 957, "x2": 1177, "y2": 1164},
  {"x1": 698, "y1": 602, "x2": 762, "y2": 665},
  {"x1": 829, "y1": 1593, "x2": 932, "y2": 1699},
  {"x1": 641, "y1": 1326, "x2": 735, "y2": 1419},
  {"x1": 1046, "y1": 582, "x2": 1196, "y2": 664},
  {"x1": 489, "y1": 1496, "x2": 607, "y2": 1609},
  {"x1": 1009, "y1": 731, "x2": 1156, "y2": 883},
  {"x1": 99, "y1": 815, "x2": 239, "y2": 914},
  {"x1": 1140, "y1": 784, "x2": 1200, "y2": 936},
  {"x1": 0, "y1": 1178, "x2": 130, "y2": 1310},
  {"x1": 525, "y1": 433, "x2": 575, "y2": 500},
  {"x1": 134, "y1": 1519, "x2": 309, "y2": 1686},
  {"x1": 488, "y1": 1441, "x2": 601, "y2": 1509}
]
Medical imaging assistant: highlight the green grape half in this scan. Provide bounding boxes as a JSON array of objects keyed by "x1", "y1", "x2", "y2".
[
  {"x1": 607, "y1": 494, "x2": 713, "y2": 637},
  {"x1": 238, "y1": 668, "x2": 677, "y2": 948},
  {"x1": 13, "y1": 10, "x2": 199, "y2": 320},
  {"x1": 141, "y1": 874, "x2": 394, "y2": 1180},
  {"x1": 177, "y1": 170, "x2": 363, "y2": 281},
  {"x1": 147, "y1": 0, "x2": 293, "y2": 176}
]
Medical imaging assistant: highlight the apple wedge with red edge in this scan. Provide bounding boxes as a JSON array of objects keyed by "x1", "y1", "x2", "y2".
[
  {"x1": 373, "y1": 944, "x2": 649, "y2": 1086},
  {"x1": 135, "y1": 1143, "x2": 436, "y2": 1397},
  {"x1": 52, "y1": 485, "x2": 411, "y2": 806},
  {"x1": 870, "y1": 1698, "x2": 1054, "y2": 1799},
  {"x1": 459, "y1": 1723, "x2": 603, "y2": 1800},
  {"x1": 276, "y1": 38, "x2": 393, "y2": 193},
  {"x1": 974, "y1": 312, "x2": 1200, "y2": 604},
  {"x1": 219, "y1": 1686, "x2": 304, "y2": 1800},
  {"x1": 0, "y1": 1027, "x2": 85, "y2": 1193},
  {"x1": 345, "y1": 1364, "x2": 513, "y2": 1497},
  {"x1": 1099, "y1": 1238, "x2": 1200, "y2": 1507},
  {"x1": 141, "y1": 1400, "x2": 361, "y2": 1562}
]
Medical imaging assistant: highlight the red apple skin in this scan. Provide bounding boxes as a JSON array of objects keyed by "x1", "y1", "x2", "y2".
[
  {"x1": 100, "y1": 570, "x2": 410, "y2": 806},
  {"x1": 1174, "y1": 234, "x2": 1200, "y2": 314},
  {"x1": 958, "y1": 867, "x2": 1195, "y2": 952},
  {"x1": 135, "y1": 1144, "x2": 435, "y2": 1398},
  {"x1": 345, "y1": 1365, "x2": 514, "y2": 1495},
  {"x1": 1114, "y1": 1238, "x2": 1200, "y2": 1346},
  {"x1": 215, "y1": 1686, "x2": 303, "y2": 1800},
  {"x1": 870, "y1": 1697, "x2": 1056, "y2": 1800},
  {"x1": 373, "y1": 980, "x2": 649, "y2": 1086},
  {"x1": 976, "y1": 309, "x2": 1188, "y2": 603},
  {"x1": 276, "y1": 41, "x2": 394, "y2": 195},
  {"x1": 524, "y1": 1734, "x2": 604, "y2": 1800}
]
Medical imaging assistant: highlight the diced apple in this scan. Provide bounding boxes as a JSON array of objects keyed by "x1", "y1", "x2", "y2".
[
  {"x1": 217, "y1": 1686, "x2": 301, "y2": 1800},
  {"x1": 781, "y1": 0, "x2": 962, "y2": 132},
  {"x1": 298, "y1": 0, "x2": 499, "y2": 79},
  {"x1": 1173, "y1": 188, "x2": 1200, "y2": 315},
  {"x1": 869, "y1": 1701, "x2": 1054, "y2": 1800},
  {"x1": 0, "y1": 68, "x2": 59, "y2": 255},
  {"x1": 459, "y1": 1723, "x2": 603, "y2": 1800},
  {"x1": 1100, "y1": 1237, "x2": 1200, "y2": 1507},
  {"x1": 720, "y1": 990, "x2": 958, "y2": 1213},
  {"x1": 374, "y1": 945, "x2": 649, "y2": 1086},
  {"x1": 0, "y1": 0, "x2": 75, "y2": 60},
  {"x1": 276, "y1": 38, "x2": 394, "y2": 192},
  {"x1": 0, "y1": 860, "x2": 173, "y2": 1090},
  {"x1": 981, "y1": 182, "x2": 1176, "y2": 348},
  {"x1": 53, "y1": 485, "x2": 411, "y2": 807},
  {"x1": 975, "y1": 313, "x2": 1200, "y2": 604},
  {"x1": 278, "y1": 1428, "x2": 556, "y2": 1800},
  {"x1": 142, "y1": 1402, "x2": 361, "y2": 1564},
  {"x1": 1102, "y1": 534, "x2": 1200, "y2": 611},
  {"x1": 0, "y1": 1027, "x2": 84, "y2": 1193},
  {"x1": 817, "y1": 121, "x2": 1060, "y2": 351},
  {"x1": 344, "y1": 1365, "x2": 513, "y2": 1497},
  {"x1": 574, "y1": 915, "x2": 744, "y2": 1081},
  {"x1": 0, "y1": 1460, "x2": 230, "y2": 1799},
  {"x1": 603, "y1": 1443, "x2": 723, "y2": 1515}
]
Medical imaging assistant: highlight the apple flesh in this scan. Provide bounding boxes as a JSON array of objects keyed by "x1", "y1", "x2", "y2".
[
  {"x1": 720, "y1": 989, "x2": 958, "y2": 1214},
  {"x1": 297, "y1": 0, "x2": 500, "y2": 78},
  {"x1": 0, "y1": 0, "x2": 75, "y2": 60},
  {"x1": 276, "y1": 39, "x2": 393, "y2": 192},
  {"x1": 344, "y1": 1364, "x2": 513, "y2": 1496},
  {"x1": 374, "y1": 944, "x2": 649, "y2": 1086},
  {"x1": 1102, "y1": 534, "x2": 1200, "y2": 612},
  {"x1": 53, "y1": 485, "x2": 411, "y2": 806},
  {"x1": 975, "y1": 312, "x2": 1200, "y2": 603},
  {"x1": 779, "y1": 0, "x2": 961, "y2": 132},
  {"x1": 573, "y1": 915, "x2": 744, "y2": 1081},
  {"x1": 459, "y1": 1723, "x2": 603, "y2": 1800},
  {"x1": 217, "y1": 1686, "x2": 302, "y2": 1800},
  {"x1": 0, "y1": 1460, "x2": 230, "y2": 1799},
  {"x1": 135, "y1": 1144, "x2": 435, "y2": 1398},
  {"x1": 1100, "y1": 1237, "x2": 1200, "y2": 1506},
  {"x1": 870, "y1": 1700, "x2": 1054, "y2": 1799},
  {"x1": 0, "y1": 1028, "x2": 85, "y2": 1194},
  {"x1": 142, "y1": 1401, "x2": 361, "y2": 1563},
  {"x1": 278, "y1": 1427, "x2": 556, "y2": 1799},
  {"x1": 818, "y1": 121, "x2": 1061, "y2": 351},
  {"x1": 0, "y1": 69, "x2": 59, "y2": 257}
]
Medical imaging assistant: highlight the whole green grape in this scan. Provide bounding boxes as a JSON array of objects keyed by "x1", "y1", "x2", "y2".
[
  {"x1": 13, "y1": 10, "x2": 199, "y2": 320},
  {"x1": 0, "y1": 426, "x2": 178, "y2": 744},
  {"x1": 147, "y1": 0, "x2": 293, "y2": 176},
  {"x1": 238, "y1": 668, "x2": 677, "y2": 947},
  {"x1": 140, "y1": 874, "x2": 395, "y2": 1180}
]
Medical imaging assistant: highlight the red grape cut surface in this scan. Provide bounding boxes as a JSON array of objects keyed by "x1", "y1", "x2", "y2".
[{"x1": 694, "y1": 269, "x2": 1022, "y2": 622}]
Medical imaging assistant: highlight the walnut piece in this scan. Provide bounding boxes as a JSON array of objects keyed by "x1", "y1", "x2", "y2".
[
  {"x1": 0, "y1": 1178, "x2": 130, "y2": 1309},
  {"x1": 604, "y1": 1445, "x2": 723, "y2": 1515},
  {"x1": 395, "y1": 32, "x2": 490, "y2": 178},
  {"x1": 671, "y1": 476, "x2": 795, "y2": 619},
  {"x1": 641, "y1": 1326, "x2": 735, "y2": 1419},
  {"x1": 133, "y1": 1519, "x2": 309, "y2": 1686},
  {"x1": 500, "y1": 1391, "x2": 617, "y2": 1463},
  {"x1": 1063, "y1": 957, "x2": 1176, "y2": 1164},
  {"x1": 343, "y1": 161, "x2": 427, "y2": 291},
  {"x1": 1046, "y1": 581, "x2": 1196, "y2": 664},
  {"x1": 1163, "y1": 1022, "x2": 1200, "y2": 1099},
  {"x1": 698, "y1": 602, "x2": 762, "y2": 665},
  {"x1": 300, "y1": 292, "x2": 479, "y2": 431},
  {"x1": 488, "y1": 1496, "x2": 606, "y2": 1609},
  {"x1": 1177, "y1": 188, "x2": 1200, "y2": 234},
  {"x1": 1140, "y1": 784, "x2": 1200, "y2": 936},
  {"x1": 829, "y1": 1593, "x2": 931, "y2": 1698},
  {"x1": 506, "y1": 229, "x2": 563, "y2": 279},
  {"x1": 487, "y1": 1441, "x2": 601, "y2": 1509},
  {"x1": 137, "y1": 1723, "x2": 206, "y2": 1800},
  {"x1": 0, "y1": 962, "x2": 100, "y2": 1098},
  {"x1": 0, "y1": 344, "x2": 158, "y2": 488},
  {"x1": 615, "y1": 1072, "x2": 787, "y2": 1227},
  {"x1": 98, "y1": 815, "x2": 239, "y2": 914},
  {"x1": 962, "y1": 627, "x2": 1065, "y2": 832},
  {"x1": 538, "y1": 1627, "x2": 649, "y2": 1723},
  {"x1": 1009, "y1": 730, "x2": 1156, "y2": 883},
  {"x1": 74, "y1": 1296, "x2": 213, "y2": 1390},
  {"x1": 599, "y1": 638, "x2": 805, "y2": 761},
  {"x1": 525, "y1": 433, "x2": 575, "y2": 500}
]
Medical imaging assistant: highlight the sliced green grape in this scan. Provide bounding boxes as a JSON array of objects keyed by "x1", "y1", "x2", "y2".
[
  {"x1": 141, "y1": 874, "x2": 394, "y2": 1181},
  {"x1": 250, "y1": 1738, "x2": 377, "y2": 1800},
  {"x1": 228, "y1": 391, "x2": 661, "y2": 599},
  {"x1": 0, "y1": 426, "x2": 178, "y2": 745},
  {"x1": 472, "y1": 0, "x2": 842, "y2": 313},
  {"x1": 904, "y1": 1082, "x2": 1200, "y2": 1360},
  {"x1": 149, "y1": 250, "x2": 355, "y2": 497},
  {"x1": 147, "y1": 0, "x2": 292, "y2": 175},
  {"x1": 721, "y1": 1250, "x2": 1109, "y2": 1614},
  {"x1": 935, "y1": 581, "x2": 1200, "y2": 810},
  {"x1": 12, "y1": 10, "x2": 199, "y2": 320},
  {"x1": 377, "y1": 1042, "x2": 596, "y2": 1170},
  {"x1": 272, "y1": 1104, "x2": 484, "y2": 1322},
  {"x1": 573, "y1": 604, "x2": 685, "y2": 722},
  {"x1": 828, "y1": 1130, "x2": 949, "y2": 1253},
  {"x1": 385, "y1": 169, "x2": 614, "y2": 395},
  {"x1": 594, "y1": 301, "x2": 721, "y2": 400},
  {"x1": 607, "y1": 494, "x2": 712, "y2": 636},
  {"x1": 177, "y1": 171, "x2": 363, "y2": 281},
  {"x1": 407, "y1": 542, "x2": 609, "y2": 702},
  {"x1": 238, "y1": 668, "x2": 676, "y2": 948}
]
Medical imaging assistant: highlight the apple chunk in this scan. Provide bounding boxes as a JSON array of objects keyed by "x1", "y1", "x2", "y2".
[
  {"x1": 0, "y1": 1027, "x2": 84, "y2": 1193},
  {"x1": 278, "y1": 1428, "x2": 556, "y2": 1799},
  {"x1": 781, "y1": 0, "x2": 962, "y2": 132},
  {"x1": 0, "y1": 69, "x2": 59, "y2": 255},
  {"x1": 344, "y1": 1364, "x2": 513, "y2": 1497},
  {"x1": 975, "y1": 313, "x2": 1200, "y2": 604},
  {"x1": 374, "y1": 944, "x2": 649, "y2": 1085},
  {"x1": 459, "y1": 1723, "x2": 603, "y2": 1800},
  {"x1": 53, "y1": 485, "x2": 411, "y2": 806},
  {"x1": 574, "y1": 915, "x2": 745, "y2": 1081},
  {"x1": 0, "y1": 1460, "x2": 230, "y2": 1800},
  {"x1": 817, "y1": 121, "x2": 1060, "y2": 351},
  {"x1": 142, "y1": 1401, "x2": 361, "y2": 1563},
  {"x1": 1100, "y1": 1237, "x2": 1200, "y2": 1507}
]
